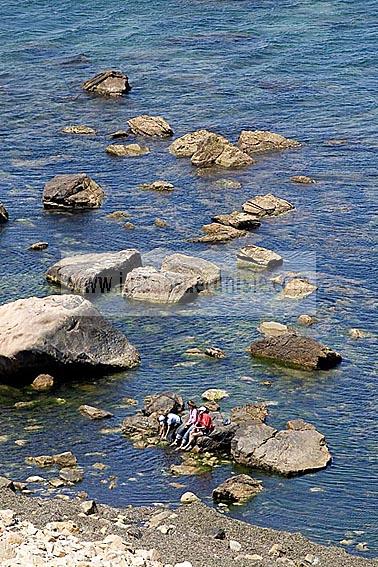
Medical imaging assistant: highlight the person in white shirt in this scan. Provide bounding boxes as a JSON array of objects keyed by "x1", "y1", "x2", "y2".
[{"x1": 158, "y1": 411, "x2": 182, "y2": 441}]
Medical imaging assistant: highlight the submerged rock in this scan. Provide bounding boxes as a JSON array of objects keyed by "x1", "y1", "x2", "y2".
[
  {"x1": 139, "y1": 180, "x2": 174, "y2": 192},
  {"x1": 62, "y1": 125, "x2": 96, "y2": 135},
  {"x1": 194, "y1": 223, "x2": 246, "y2": 244},
  {"x1": 212, "y1": 211, "x2": 261, "y2": 230},
  {"x1": 249, "y1": 334, "x2": 342, "y2": 370},
  {"x1": 128, "y1": 115, "x2": 173, "y2": 138},
  {"x1": 281, "y1": 277, "x2": 317, "y2": 299},
  {"x1": 258, "y1": 321, "x2": 289, "y2": 337},
  {"x1": 213, "y1": 474, "x2": 263, "y2": 503},
  {"x1": 297, "y1": 314, "x2": 316, "y2": 326},
  {"x1": 161, "y1": 253, "x2": 221, "y2": 287},
  {"x1": 154, "y1": 217, "x2": 168, "y2": 228},
  {"x1": 0, "y1": 203, "x2": 9, "y2": 223},
  {"x1": 28, "y1": 242, "x2": 48, "y2": 251},
  {"x1": 31, "y1": 374, "x2": 54, "y2": 392},
  {"x1": 242, "y1": 193, "x2": 294, "y2": 217},
  {"x1": 0, "y1": 294, "x2": 140, "y2": 379},
  {"x1": 238, "y1": 130, "x2": 301, "y2": 154},
  {"x1": 291, "y1": 175, "x2": 315, "y2": 184},
  {"x1": 106, "y1": 143, "x2": 150, "y2": 157},
  {"x1": 82, "y1": 69, "x2": 131, "y2": 96},
  {"x1": 43, "y1": 173, "x2": 104, "y2": 210},
  {"x1": 185, "y1": 346, "x2": 225, "y2": 359},
  {"x1": 202, "y1": 388, "x2": 229, "y2": 401},
  {"x1": 169, "y1": 130, "x2": 227, "y2": 157},
  {"x1": 59, "y1": 467, "x2": 84, "y2": 483},
  {"x1": 123, "y1": 266, "x2": 199, "y2": 304},
  {"x1": 79, "y1": 405, "x2": 113, "y2": 420},
  {"x1": 237, "y1": 245, "x2": 283, "y2": 270},
  {"x1": 46, "y1": 249, "x2": 142, "y2": 294}
]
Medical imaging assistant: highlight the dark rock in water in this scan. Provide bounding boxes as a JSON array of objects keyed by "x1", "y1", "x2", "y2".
[
  {"x1": 238, "y1": 130, "x2": 301, "y2": 154},
  {"x1": 59, "y1": 467, "x2": 84, "y2": 483},
  {"x1": 194, "y1": 223, "x2": 246, "y2": 244},
  {"x1": 123, "y1": 266, "x2": 199, "y2": 304},
  {"x1": 212, "y1": 474, "x2": 263, "y2": 503},
  {"x1": 249, "y1": 334, "x2": 341, "y2": 370},
  {"x1": 212, "y1": 211, "x2": 261, "y2": 230},
  {"x1": 79, "y1": 405, "x2": 113, "y2": 420},
  {"x1": 197, "y1": 422, "x2": 239, "y2": 454},
  {"x1": 128, "y1": 115, "x2": 173, "y2": 138},
  {"x1": 43, "y1": 173, "x2": 104, "y2": 210},
  {"x1": 0, "y1": 295, "x2": 140, "y2": 379},
  {"x1": 82, "y1": 69, "x2": 131, "y2": 96},
  {"x1": 161, "y1": 253, "x2": 221, "y2": 287},
  {"x1": 46, "y1": 249, "x2": 142, "y2": 294},
  {"x1": 28, "y1": 242, "x2": 48, "y2": 251},
  {"x1": 0, "y1": 203, "x2": 9, "y2": 223},
  {"x1": 185, "y1": 346, "x2": 225, "y2": 359},
  {"x1": 143, "y1": 391, "x2": 184, "y2": 416},
  {"x1": 122, "y1": 412, "x2": 159, "y2": 438},
  {"x1": 31, "y1": 374, "x2": 54, "y2": 391},
  {"x1": 109, "y1": 130, "x2": 129, "y2": 139}
]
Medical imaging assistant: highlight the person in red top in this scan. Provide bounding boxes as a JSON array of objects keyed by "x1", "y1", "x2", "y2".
[{"x1": 182, "y1": 406, "x2": 214, "y2": 450}]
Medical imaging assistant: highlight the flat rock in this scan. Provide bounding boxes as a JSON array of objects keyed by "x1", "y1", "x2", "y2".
[
  {"x1": 213, "y1": 474, "x2": 263, "y2": 503},
  {"x1": 0, "y1": 203, "x2": 9, "y2": 223},
  {"x1": 161, "y1": 253, "x2": 221, "y2": 287},
  {"x1": 169, "y1": 130, "x2": 227, "y2": 157},
  {"x1": 291, "y1": 175, "x2": 315, "y2": 184},
  {"x1": 242, "y1": 193, "x2": 294, "y2": 217},
  {"x1": 79, "y1": 404, "x2": 113, "y2": 420},
  {"x1": 139, "y1": 180, "x2": 174, "y2": 192},
  {"x1": 215, "y1": 144, "x2": 254, "y2": 168},
  {"x1": 0, "y1": 294, "x2": 140, "y2": 378},
  {"x1": 123, "y1": 266, "x2": 199, "y2": 304},
  {"x1": 46, "y1": 249, "x2": 141, "y2": 294},
  {"x1": 28, "y1": 242, "x2": 48, "y2": 251},
  {"x1": 238, "y1": 130, "x2": 301, "y2": 154},
  {"x1": 202, "y1": 388, "x2": 229, "y2": 401},
  {"x1": 191, "y1": 133, "x2": 228, "y2": 167},
  {"x1": 212, "y1": 211, "x2": 261, "y2": 230},
  {"x1": 106, "y1": 143, "x2": 150, "y2": 157},
  {"x1": 128, "y1": 115, "x2": 173, "y2": 137},
  {"x1": 62, "y1": 125, "x2": 96, "y2": 135},
  {"x1": 237, "y1": 245, "x2": 283, "y2": 270},
  {"x1": 43, "y1": 173, "x2": 104, "y2": 210},
  {"x1": 59, "y1": 467, "x2": 84, "y2": 483},
  {"x1": 249, "y1": 334, "x2": 342, "y2": 370},
  {"x1": 258, "y1": 321, "x2": 289, "y2": 337},
  {"x1": 82, "y1": 70, "x2": 131, "y2": 96},
  {"x1": 31, "y1": 374, "x2": 54, "y2": 392},
  {"x1": 185, "y1": 346, "x2": 225, "y2": 359},
  {"x1": 195, "y1": 223, "x2": 246, "y2": 244},
  {"x1": 122, "y1": 413, "x2": 159, "y2": 438},
  {"x1": 281, "y1": 277, "x2": 317, "y2": 299},
  {"x1": 143, "y1": 391, "x2": 184, "y2": 416}
]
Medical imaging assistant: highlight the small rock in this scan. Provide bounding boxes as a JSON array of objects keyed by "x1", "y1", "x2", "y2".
[
  {"x1": 356, "y1": 542, "x2": 368, "y2": 551},
  {"x1": 281, "y1": 278, "x2": 317, "y2": 299},
  {"x1": 0, "y1": 477, "x2": 15, "y2": 491},
  {"x1": 212, "y1": 211, "x2": 261, "y2": 230},
  {"x1": 0, "y1": 509, "x2": 15, "y2": 527},
  {"x1": 110, "y1": 130, "x2": 129, "y2": 139},
  {"x1": 123, "y1": 222, "x2": 136, "y2": 230},
  {"x1": 214, "y1": 179, "x2": 242, "y2": 189},
  {"x1": 268, "y1": 543, "x2": 285, "y2": 558},
  {"x1": 174, "y1": 562, "x2": 193, "y2": 567},
  {"x1": 154, "y1": 217, "x2": 168, "y2": 228},
  {"x1": 348, "y1": 328, "x2": 366, "y2": 340},
  {"x1": 202, "y1": 388, "x2": 229, "y2": 401},
  {"x1": 242, "y1": 193, "x2": 294, "y2": 217},
  {"x1": 258, "y1": 321, "x2": 289, "y2": 337},
  {"x1": 180, "y1": 491, "x2": 200, "y2": 504},
  {"x1": 14, "y1": 401, "x2": 36, "y2": 409},
  {"x1": 169, "y1": 129, "x2": 226, "y2": 157},
  {"x1": 106, "y1": 210, "x2": 130, "y2": 220},
  {"x1": 213, "y1": 528, "x2": 226, "y2": 540},
  {"x1": 128, "y1": 115, "x2": 173, "y2": 138},
  {"x1": 31, "y1": 374, "x2": 54, "y2": 392},
  {"x1": 28, "y1": 242, "x2": 49, "y2": 251},
  {"x1": 0, "y1": 203, "x2": 9, "y2": 223},
  {"x1": 81, "y1": 500, "x2": 98, "y2": 515},
  {"x1": 25, "y1": 476, "x2": 45, "y2": 483},
  {"x1": 195, "y1": 222, "x2": 246, "y2": 244},
  {"x1": 62, "y1": 125, "x2": 96, "y2": 135},
  {"x1": 237, "y1": 245, "x2": 283, "y2": 270},
  {"x1": 59, "y1": 467, "x2": 84, "y2": 483},
  {"x1": 53, "y1": 451, "x2": 77, "y2": 467},
  {"x1": 49, "y1": 478, "x2": 65, "y2": 488},
  {"x1": 298, "y1": 314, "x2": 316, "y2": 326},
  {"x1": 79, "y1": 405, "x2": 113, "y2": 420},
  {"x1": 244, "y1": 554, "x2": 263, "y2": 561},
  {"x1": 43, "y1": 173, "x2": 104, "y2": 210},
  {"x1": 139, "y1": 180, "x2": 174, "y2": 192},
  {"x1": 213, "y1": 474, "x2": 263, "y2": 503},
  {"x1": 106, "y1": 143, "x2": 150, "y2": 157},
  {"x1": 304, "y1": 553, "x2": 320, "y2": 565},
  {"x1": 238, "y1": 130, "x2": 300, "y2": 154},
  {"x1": 229, "y1": 540, "x2": 242, "y2": 552},
  {"x1": 339, "y1": 539, "x2": 354, "y2": 545},
  {"x1": 82, "y1": 69, "x2": 131, "y2": 96},
  {"x1": 291, "y1": 175, "x2": 315, "y2": 184}
]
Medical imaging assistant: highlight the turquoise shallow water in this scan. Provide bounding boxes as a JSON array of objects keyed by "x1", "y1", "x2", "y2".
[{"x1": 0, "y1": 0, "x2": 377, "y2": 558}]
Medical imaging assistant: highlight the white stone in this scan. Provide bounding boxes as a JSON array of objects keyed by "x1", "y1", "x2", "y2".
[{"x1": 229, "y1": 539, "x2": 242, "y2": 552}]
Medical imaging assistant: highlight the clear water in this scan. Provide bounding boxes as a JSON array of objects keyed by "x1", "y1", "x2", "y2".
[{"x1": 0, "y1": 0, "x2": 377, "y2": 558}]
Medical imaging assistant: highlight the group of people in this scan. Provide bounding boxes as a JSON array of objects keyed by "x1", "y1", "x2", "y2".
[{"x1": 158, "y1": 400, "x2": 214, "y2": 451}]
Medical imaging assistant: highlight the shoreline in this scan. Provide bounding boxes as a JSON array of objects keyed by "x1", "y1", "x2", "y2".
[{"x1": 0, "y1": 485, "x2": 376, "y2": 566}]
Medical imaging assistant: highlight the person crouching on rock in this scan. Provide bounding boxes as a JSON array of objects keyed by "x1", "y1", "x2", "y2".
[
  {"x1": 171, "y1": 400, "x2": 198, "y2": 447},
  {"x1": 181, "y1": 406, "x2": 214, "y2": 451},
  {"x1": 158, "y1": 411, "x2": 182, "y2": 441}
]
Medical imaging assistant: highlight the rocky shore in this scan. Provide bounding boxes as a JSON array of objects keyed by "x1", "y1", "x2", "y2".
[{"x1": 0, "y1": 487, "x2": 376, "y2": 567}]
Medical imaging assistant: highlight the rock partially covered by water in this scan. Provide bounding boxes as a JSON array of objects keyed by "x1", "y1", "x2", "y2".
[
  {"x1": 43, "y1": 173, "x2": 104, "y2": 210},
  {"x1": 258, "y1": 321, "x2": 289, "y2": 337},
  {"x1": 191, "y1": 133, "x2": 252, "y2": 169},
  {"x1": 215, "y1": 144, "x2": 254, "y2": 168},
  {"x1": 213, "y1": 474, "x2": 263, "y2": 503},
  {"x1": 212, "y1": 211, "x2": 261, "y2": 230},
  {"x1": 161, "y1": 253, "x2": 221, "y2": 287},
  {"x1": 291, "y1": 175, "x2": 315, "y2": 184},
  {"x1": 249, "y1": 334, "x2": 342, "y2": 370},
  {"x1": 0, "y1": 203, "x2": 9, "y2": 223},
  {"x1": 82, "y1": 69, "x2": 131, "y2": 96},
  {"x1": 231, "y1": 420, "x2": 331, "y2": 475},
  {"x1": 281, "y1": 277, "x2": 317, "y2": 299},
  {"x1": 143, "y1": 391, "x2": 185, "y2": 416},
  {"x1": 106, "y1": 143, "x2": 150, "y2": 157},
  {"x1": 79, "y1": 405, "x2": 113, "y2": 420},
  {"x1": 46, "y1": 249, "x2": 142, "y2": 294},
  {"x1": 242, "y1": 193, "x2": 294, "y2": 217},
  {"x1": 237, "y1": 245, "x2": 283, "y2": 270},
  {"x1": 0, "y1": 295, "x2": 140, "y2": 379},
  {"x1": 238, "y1": 130, "x2": 301, "y2": 154},
  {"x1": 139, "y1": 180, "x2": 174, "y2": 192},
  {"x1": 123, "y1": 266, "x2": 199, "y2": 304},
  {"x1": 62, "y1": 125, "x2": 96, "y2": 135},
  {"x1": 169, "y1": 130, "x2": 227, "y2": 157},
  {"x1": 194, "y1": 223, "x2": 246, "y2": 244},
  {"x1": 128, "y1": 115, "x2": 173, "y2": 138}
]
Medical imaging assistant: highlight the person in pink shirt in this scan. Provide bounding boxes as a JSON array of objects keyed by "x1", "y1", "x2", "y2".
[{"x1": 171, "y1": 400, "x2": 198, "y2": 447}]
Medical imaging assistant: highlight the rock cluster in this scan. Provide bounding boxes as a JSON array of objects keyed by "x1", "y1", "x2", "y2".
[{"x1": 43, "y1": 173, "x2": 104, "y2": 210}]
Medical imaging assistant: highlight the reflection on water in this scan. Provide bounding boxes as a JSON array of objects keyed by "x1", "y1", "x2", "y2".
[{"x1": 0, "y1": 0, "x2": 377, "y2": 558}]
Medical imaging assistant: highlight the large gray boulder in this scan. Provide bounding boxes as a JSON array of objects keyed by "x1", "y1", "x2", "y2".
[
  {"x1": 0, "y1": 295, "x2": 140, "y2": 379},
  {"x1": 82, "y1": 70, "x2": 131, "y2": 96},
  {"x1": 161, "y1": 253, "x2": 221, "y2": 287},
  {"x1": 123, "y1": 266, "x2": 199, "y2": 304},
  {"x1": 249, "y1": 333, "x2": 342, "y2": 370},
  {"x1": 127, "y1": 115, "x2": 173, "y2": 138},
  {"x1": 237, "y1": 130, "x2": 301, "y2": 154},
  {"x1": 231, "y1": 420, "x2": 331, "y2": 476},
  {"x1": 46, "y1": 249, "x2": 142, "y2": 294},
  {"x1": 43, "y1": 174, "x2": 104, "y2": 210},
  {"x1": 0, "y1": 203, "x2": 9, "y2": 223}
]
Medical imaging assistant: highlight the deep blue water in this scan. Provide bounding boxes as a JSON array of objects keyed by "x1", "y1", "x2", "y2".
[{"x1": 0, "y1": 0, "x2": 377, "y2": 559}]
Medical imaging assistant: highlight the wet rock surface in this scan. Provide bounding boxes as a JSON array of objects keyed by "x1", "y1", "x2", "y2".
[
  {"x1": 213, "y1": 474, "x2": 263, "y2": 503},
  {"x1": 106, "y1": 143, "x2": 150, "y2": 157},
  {"x1": 123, "y1": 266, "x2": 199, "y2": 304},
  {"x1": 0, "y1": 294, "x2": 140, "y2": 379},
  {"x1": 212, "y1": 211, "x2": 261, "y2": 230},
  {"x1": 82, "y1": 69, "x2": 131, "y2": 96},
  {"x1": 128, "y1": 115, "x2": 173, "y2": 138},
  {"x1": 238, "y1": 130, "x2": 301, "y2": 154},
  {"x1": 194, "y1": 223, "x2": 246, "y2": 244},
  {"x1": 281, "y1": 277, "x2": 318, "y2": 299},
  {"x1": 249, "y1": 333, "x2": 342, "y2": 370},
  {"x1": 242, "y1": 193, "x2": 294, "y2": 217},
  {"x1": 161, "y1": 253, "x2": 221, "y2": 287},
  {"x1": 46, "y1": 249, "x2": 142, "y2": 294},
  {"x1": 43, "y1": 173, "x2": 104, "y2": 210},
  {"x1": 237, "y1": 245, "x2": 283, "y2": 270},
  {"x1": 31, "y1": 374, "x2": 54, "y2": 392}
]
